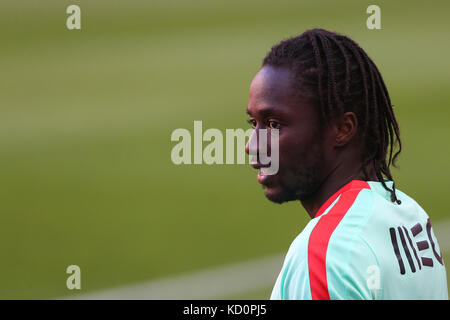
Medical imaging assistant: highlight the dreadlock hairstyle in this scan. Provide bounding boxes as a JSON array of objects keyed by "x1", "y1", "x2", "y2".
[{"x1": 263, "y1": 28, "x2": 402, "y2": 204}]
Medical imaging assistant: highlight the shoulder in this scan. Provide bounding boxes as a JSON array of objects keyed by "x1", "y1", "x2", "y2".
[
  {"x1": 309, "y1": 186, "x2": 377, "y2": 264},
  {"x1": 307, "y1": 187, "x2": 380, "y2": 299}
]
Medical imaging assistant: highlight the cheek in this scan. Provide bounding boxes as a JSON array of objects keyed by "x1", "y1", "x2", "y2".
[{"x1": 278, "y1": 128, "x2": 319, "y2": 163}]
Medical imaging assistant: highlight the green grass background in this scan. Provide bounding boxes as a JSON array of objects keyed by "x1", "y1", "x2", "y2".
[{"x1": 0, "y1": 0, "x2": 449, "y2": 299}]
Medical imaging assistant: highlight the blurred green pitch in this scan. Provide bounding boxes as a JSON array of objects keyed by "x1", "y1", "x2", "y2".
[{"x1": 0, "y1": 0, "x2": 449, "y2": 299}]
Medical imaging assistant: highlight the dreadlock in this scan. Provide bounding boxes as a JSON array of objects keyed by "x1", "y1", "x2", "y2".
[{"x1": 262, "y1": 28, "x2": 402, "y2": 204}]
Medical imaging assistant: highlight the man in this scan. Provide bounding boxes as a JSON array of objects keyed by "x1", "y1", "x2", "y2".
[{"x1": 245, "y1": 29, "x2": 448, "y2": 299}]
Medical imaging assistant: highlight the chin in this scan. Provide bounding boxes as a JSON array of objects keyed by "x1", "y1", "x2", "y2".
[
  {"x1": 264, "y1": 186, "x2": 298, "y2": 204},
  {"x1": 262, "y1": 176, "x2": 321, "y2": 204}
]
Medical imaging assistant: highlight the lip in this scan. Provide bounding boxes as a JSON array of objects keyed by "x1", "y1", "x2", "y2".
[
  {"x1": 257, "y1": 169, "x2": 272, "y2": 185},
  {"x1": 251, "y1": 163, "x2": 269, "y2": 170},
  {"x1": 252, "y1": 163, "x2": 273, "y2": 185}
]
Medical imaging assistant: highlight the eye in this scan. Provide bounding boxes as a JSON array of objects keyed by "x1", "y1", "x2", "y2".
[
  {"x1": 247, "y1": 119, "x2": 256, "y2": 129},
  {"x1": 268, "y1": 120, "x2": 281, "y2": 130}
]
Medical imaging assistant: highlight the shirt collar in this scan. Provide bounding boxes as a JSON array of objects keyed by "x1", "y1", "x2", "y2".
[{"x1": 315, "y1": 180, "x2": 371, "y2": 218}]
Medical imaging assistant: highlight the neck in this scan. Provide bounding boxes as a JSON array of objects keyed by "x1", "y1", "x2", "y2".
[{"x1": 300, "y1": 158, "x2": 378, "y2": 219}]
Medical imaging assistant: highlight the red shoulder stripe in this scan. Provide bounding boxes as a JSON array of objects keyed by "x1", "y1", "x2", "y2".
[{"x1": 308, "y1": 181, "x2": 370, "y2": 300}]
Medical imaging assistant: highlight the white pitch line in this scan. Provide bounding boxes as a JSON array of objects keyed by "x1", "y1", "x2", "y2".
[
  {"x1": 68, "y1": 254, "x2": 284, "y2": 300},
  {"x1": 65, "y1": 220, "x2": 450, "y2": 300}
]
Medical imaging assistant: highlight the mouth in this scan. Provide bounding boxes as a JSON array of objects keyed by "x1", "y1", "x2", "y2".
[{"x1": 257, "y1": 167, "x2": 275, "y2": 185}]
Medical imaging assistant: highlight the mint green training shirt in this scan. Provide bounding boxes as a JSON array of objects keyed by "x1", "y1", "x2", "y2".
[{"x1": 270, "y1": 180, "x2": 448, "y2": 300}]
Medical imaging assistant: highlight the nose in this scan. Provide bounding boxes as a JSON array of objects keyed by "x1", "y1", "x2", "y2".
[
  {"x1": 247, "y1": 129, "x2": 268, "y2": 168},
  {"x1": 245, "y1": 129, "x2": 258, "y2": 156}
]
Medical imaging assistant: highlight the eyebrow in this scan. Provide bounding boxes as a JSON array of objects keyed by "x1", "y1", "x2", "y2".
[{"x1": 246, "y1": 106, "x2": 287, "y2": 118}]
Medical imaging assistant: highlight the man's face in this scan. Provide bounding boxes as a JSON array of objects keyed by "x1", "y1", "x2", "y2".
[{"x1": 245, "y1": 66, "x2": 328, "y2": 203}]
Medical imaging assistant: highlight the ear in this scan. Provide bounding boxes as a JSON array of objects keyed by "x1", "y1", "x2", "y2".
[{"x1": 334, "y1": 112, "x2": 358, "y2": 147}]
